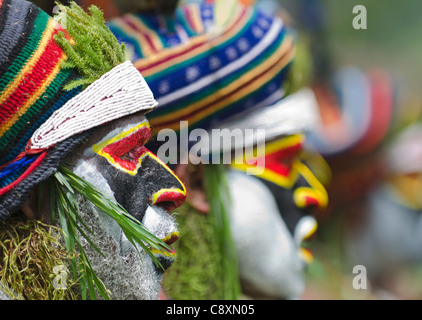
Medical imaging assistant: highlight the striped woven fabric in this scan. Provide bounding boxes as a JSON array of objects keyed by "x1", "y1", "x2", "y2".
[
  {"x1": 0, "y1": 0, "x2": 160, "y2": 220},
  {"x1": 108, "y1": 2, "x2": 295, "y2": 133},
  {"x1": 0, "y1": 0, "x2": 84, "y2": 204}
]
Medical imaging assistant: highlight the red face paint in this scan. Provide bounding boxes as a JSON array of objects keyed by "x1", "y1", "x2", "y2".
[
  {"x1": 93, "y1": 122, "x2": 153, "y2": 175},
  {"x1": 101, "y1": 126, "x2": 151, "y2": 172}
]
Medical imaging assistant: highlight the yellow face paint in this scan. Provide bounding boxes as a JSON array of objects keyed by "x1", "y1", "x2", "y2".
[
  {"x1": 147, "y1": 151, "x2": 187, "y2": 197},
  {"x1": 231, "y1": 134, "x2": 305, "y2": 189},
  {"x1": 231, "y1": 134, "x2": 328, "y2": 211},
  {"x1": 299, "y1": 247, "x2": 314, "y2": 265},
  {"x1": 150, "y1": 248, "x2": 177, "y2": 258},
  {"x1": 92, "y1": 121, "x2": 152, "y2": 175},
  {"x1": 294, "y1": 161, "x2": 329, "y2": 210},
  {"x1": 93, "y1": 120, "x2": 187, "y2": 212},
  {"x1": 150, "y1": 231, "x2": 180, "y2": 258}
]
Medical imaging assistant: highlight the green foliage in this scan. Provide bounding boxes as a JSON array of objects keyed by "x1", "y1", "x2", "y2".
[
  {"x1": 204, "y1": 164, "x2": 241, "y2": 300},
  {"x1": 53, "y1": 1, "x2": 126, "y2": 91},
  {"x1": 162, "y1": 203, "x2": 225, "y2": 299},
  {"x1": 164, "y1": 165, "x2": 241, "y2": 300}
]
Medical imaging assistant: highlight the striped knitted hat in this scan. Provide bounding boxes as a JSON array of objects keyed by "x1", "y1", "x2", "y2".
[
  {"x1": 108, "y1": 2, "x2": 295, "y2": 135},
  {"x1": 0, "y1": 0, "x2": 157, "y2": 220}
]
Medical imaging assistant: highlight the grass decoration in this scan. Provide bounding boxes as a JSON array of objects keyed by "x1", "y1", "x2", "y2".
[
  {"x1": 204, "y1": 163, "x2": 241, "y2": 300},
  {"x1": 53, "y1": 1, "x2": 126, "y2": 91},
  {"x1": 162, "y1": 202, "x2": 225, "y2": 299},
  {"x1": 0, "y1": 215, "x2": 78, "y2": 300},
  {"x1": 48, "y1": 164, "x2": 172, "y2": 300}
]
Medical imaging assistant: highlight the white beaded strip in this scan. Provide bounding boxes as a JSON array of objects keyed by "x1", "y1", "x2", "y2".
[{"x1": 29, "y1": 61, "x2": 158, "y2": 150}]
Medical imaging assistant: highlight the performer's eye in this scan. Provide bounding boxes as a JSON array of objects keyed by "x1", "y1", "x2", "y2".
[
  {"x1": 121, "y1": 151, "x2": 134, "y2": 162},
  {"x1": 93, "y1": 121, "x2": 153, "y2": 175}
]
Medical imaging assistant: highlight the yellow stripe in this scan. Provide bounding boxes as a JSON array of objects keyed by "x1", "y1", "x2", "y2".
[
  {"x1": 150, "y1": 248, "x2": 177, "y2": 257},
  {"x1": 189, "y1": 4, "x2": 204, "y2": 34},
  {"x1": 93, "y1": 121, "x2": 187, "y2": 195},
  {"x1": 0, "y1": 19, "x2": 56, "y2": 105},
  {"x1": 93, "y1": 121, "x2": 151, "y2": 176},
  {"x1": 133, "y1": 7, "x2": 248, "y2": 76},
  {"x1": 151, "y1": 188, "x2": 186, "y2": 205},
  {"x1": 150, "y1": 36, "x2": 295, "y2": 130},
  {"x1": 215, "y1": 0, "x2": 239, "y2": 29},
  {"x1": 161, "y1": 231, "x2": 180, "y2": 243},
  {"x1": 96, "y1": 149, "x2": 145, "y2": 176},
  {"x1": 146, "y1": 152, "x2": 187, "y2": 196},
  {"x1": 113, "y1": 18, "x2": 153, "y2": 57},
  {"x1": 0, "y1": 54, "x2": 66, "y2": 137},
  {"x1": 124, "y1": 14, "x2": 164, "y2": 54},
  {"x1": 92, "y1": 121, "x2": 150, "y2": 152},
  {"x1": 231, "y1": 159, "x2": 300, "y2": 189},
  {"x1": 231, "y1": 135, "x2": 306, "y2": 188},
  {"x1": 294, "y1": 161, "x2": 329, "y2": 209},
  {"x1": 150, "y1": 231, "x2": 180, "y2": 256},
  {"x1": 303, "y1": 220, "x2": 318, "y2": 241},
  {"x1": 299, "y1": 247, "x2": 314, "y2": 264},
  {"x1": 263, "y1": 134, "x2": 304, "y2": 155}
]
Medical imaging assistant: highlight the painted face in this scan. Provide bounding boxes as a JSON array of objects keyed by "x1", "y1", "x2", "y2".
[
  {"x1": 68, "y1": 113, "x2": 186, "y2": 299},
  {"x1": 231, "y1": 134, "x2": 328, "y2": 264},
  {"x1": 227, "y1": 169, "x2": 306, "y2": 299}
]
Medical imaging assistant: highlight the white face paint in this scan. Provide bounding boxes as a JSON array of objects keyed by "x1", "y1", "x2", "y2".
[
  {"x1": 69, "y1": 114, "x2": 186, "y2": 299},
  {"x1": 226, "y1": 169, "x2": 306, "y2": 299}
]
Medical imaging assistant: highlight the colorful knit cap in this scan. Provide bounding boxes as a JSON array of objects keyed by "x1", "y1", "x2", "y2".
[
  {"x1": 0, "y1": 0, "x2": 157, "y2": 220},
  {"x1": 108, "y1": 2, "x2": 295, "y2": 134}
]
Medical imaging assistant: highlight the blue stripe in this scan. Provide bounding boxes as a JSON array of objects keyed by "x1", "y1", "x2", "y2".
[
  {"x1": 107, "y1": 22, "x2": 145, "y2": 61},
  {"x1": 0, "y1": 85, "x2": 81, "y2": 166},
  {"x1": 0, "y1": 155, "x2": 36, "y2": 187},
  {"x1": 147, "y1": 22, "x2": 286, "y2": 117}
]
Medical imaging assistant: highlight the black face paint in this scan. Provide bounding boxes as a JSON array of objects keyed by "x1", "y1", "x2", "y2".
[
  {"x1": 257, "y1": 167, "x2": 322, "y2": 237},
  {"x1": 95, "y1": 155, "x2": 149, "y2": 222},
  {"x1": 69, "y1": 115, "x2": 185, "y2": 267},
  {"x1": 257, "y1": 177, "x2": 306, "y2": 236},
  {"x1": 96, "y1": 152, "x2": 185, "y2": 222},
  {"x1": 82, "y1": 116, "x2": 186, "y2": 220}
]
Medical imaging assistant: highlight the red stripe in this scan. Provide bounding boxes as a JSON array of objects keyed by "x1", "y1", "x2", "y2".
[
  {"x1": 101, "y1": 126, "x2": 151, "y2": 172},
  {"x1": 0, "y1": 151, "x2": 47, "y2": 196},
  {"x1": 352, "y1": 70, "x2": 393, "y2": 154},
  {"x1": 183, "y1": 5, "x2": 197, "y2": 33},
  {"x1": 249, "y1": 143, "x2": 303, "y2": 177},
  {"x1": 0, "y1": 151, "x2": 26, "y2": 170},
  {"x1": 151, "y1": 40, "x2": 294, "y2": 129},
  {"x1": 121, "y1": 16, "x2": 158, "y2": 54},
  {"x1": 0, "y1": 28, "x2": 63, "y2": 125},
  {"x1": 137, "y1": 7, "x2": 248, "y2": 74},
  {"x1": 304, "y1": 195, "x2": 321, "y2": 208},
  {"x1": 154, "y1": 190, "x2": 186, "y2": 212}
]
